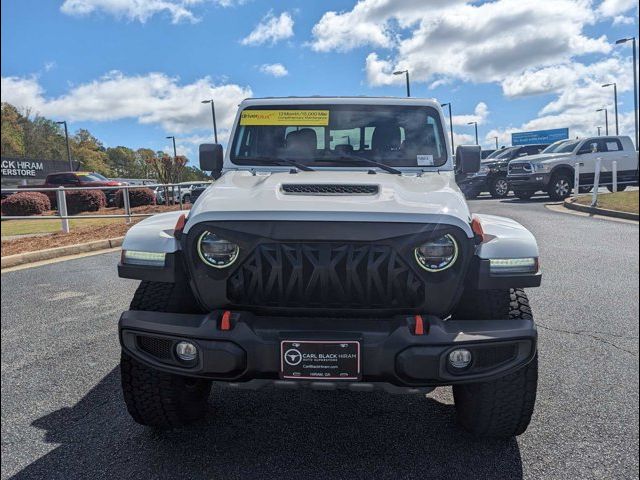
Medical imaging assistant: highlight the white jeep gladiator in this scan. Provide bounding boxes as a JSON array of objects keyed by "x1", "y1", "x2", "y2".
[
  {"x1": 117, "y1": 97, "x2": 542, "y2": 438},
  {"x1": 508, "y1": 135, "x2": 639, "y2": 200}
]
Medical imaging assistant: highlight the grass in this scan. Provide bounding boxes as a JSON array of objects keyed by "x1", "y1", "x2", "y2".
[
  {"x1": 575, "y1": 190, "x2": 639, "y2": 214},
  {"x1": 1, "y1": 217, "x2": 122, "y2": 237}
]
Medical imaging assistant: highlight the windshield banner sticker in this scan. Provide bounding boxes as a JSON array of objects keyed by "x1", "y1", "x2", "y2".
[
  {"x1": 240, "y1": 110, "x2": 329, "y2": 126},
  {"x1": 417, "y1": 154, "x2": 434, "y2": 166}
]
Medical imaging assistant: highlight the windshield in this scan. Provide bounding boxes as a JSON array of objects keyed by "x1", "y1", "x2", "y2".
[
  {"x1": 541, "y1": 140, "x2": 569, "y2": 153},
  {"x1": 230, "y1": 104, "x2": 448, "y2": 168},
  {"x1": 491, "y1": 147, "x2": 516, "y2": 160},
  {"x1": 485, "y1": 149, "x2": 505, "y2": 159},
  {"x1": 556, "y1": 140, "x2": 579, "y2": 153},
  {"x1": 77, "y1": 173, "x2": 108, "y2": 182}
]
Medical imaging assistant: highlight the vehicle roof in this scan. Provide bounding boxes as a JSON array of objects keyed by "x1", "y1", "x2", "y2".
[{"x1": 240, "y1": 96, "x2": 442, "y2": 108}]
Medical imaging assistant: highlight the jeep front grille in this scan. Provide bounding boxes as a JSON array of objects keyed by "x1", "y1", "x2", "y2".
[
  {"x1": 281, "y1": 184, "x2": 379, "y2": 195},
  {"x1": 227, "y1": 243, "x2": 424, "y2": 309}
]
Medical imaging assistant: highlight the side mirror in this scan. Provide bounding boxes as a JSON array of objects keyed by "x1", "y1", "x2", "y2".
[
  {"x1": 455, "y1": 145, "x2": 481, "y2": 174},
  {"x1": 199, "y1": 144, "x2": 223, "y2": 177}
]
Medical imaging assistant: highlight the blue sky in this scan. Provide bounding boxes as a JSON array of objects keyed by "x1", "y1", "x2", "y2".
[{"x1": 1, "y1": 0, "x2": 638, "y2": 161}]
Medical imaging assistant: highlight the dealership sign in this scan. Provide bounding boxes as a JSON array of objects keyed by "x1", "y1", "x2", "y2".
[
  {"x1": 1, "y1": 157, "x2": 77, "y2": 181},
  {"x1": 512, "y1": 128, "x2": 569, "y2": 146}
]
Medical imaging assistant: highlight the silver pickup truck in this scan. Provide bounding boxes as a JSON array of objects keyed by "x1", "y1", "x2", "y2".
[{"x1": 507, "y1": 135, "x2": 638, "y2": 200}]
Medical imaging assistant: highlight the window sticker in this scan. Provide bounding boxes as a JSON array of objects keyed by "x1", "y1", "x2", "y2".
[
  {"x1": 417, "y1": 154, "x2": 434, "y2": 166},
  {"x1": 240, "y1": 110, "x2": 329, "y2": 126}
]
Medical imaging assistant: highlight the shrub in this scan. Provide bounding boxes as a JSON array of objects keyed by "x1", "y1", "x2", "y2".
[
  {"x1": 1, "y1": 192, "x2": 51, "y2": 216},
  {"x1": 114, "y1": 187, "x2": 156, "y2": 208},
  {"x1": 65, "y1": 190, "x2": 107, "y2": 215}
]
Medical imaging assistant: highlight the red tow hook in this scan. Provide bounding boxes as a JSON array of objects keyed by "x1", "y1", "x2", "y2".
[
  {"x1": 220, "y1": 310, "x2": 232, "y2": 331},
  {"x1": 413, "y1": 315, "x2": 428, "y2": 335}
]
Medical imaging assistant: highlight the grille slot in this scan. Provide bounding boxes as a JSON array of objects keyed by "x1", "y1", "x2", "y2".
[
  {"x1": 228, "y1": 243, "x2": 425, "y2": 309},
  {"x1": 281, "y1": 184, "x2": 379, "y2": 195},
  {"x1": 473, "y1": 344, "x2": 518, "y2": 368},
  {"x1": 137, "y1": 336, "x2": 174, "y2": 360}
]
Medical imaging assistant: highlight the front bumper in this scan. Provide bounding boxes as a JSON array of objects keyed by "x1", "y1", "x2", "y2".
[
  {"x1": 119, "y1": 310, "x2": 537, "y2": 388},
  {"x1": 508, "y1": 173, "x2": 551, "y2": 191}
]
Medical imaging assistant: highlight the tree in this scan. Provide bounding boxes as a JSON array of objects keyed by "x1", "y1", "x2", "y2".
[
  {"x1": 107, "y1": 146, "x2": 137, "y2": 177},
  {"x1": 146, "y1": 154, "x2": 188, "y2": 203},
  {"x1": 70, "y1": 129, "x2": 111, "y2": 174},
  {"x1": 1, "y1": 103, "x2": 25, "y2": 156}
]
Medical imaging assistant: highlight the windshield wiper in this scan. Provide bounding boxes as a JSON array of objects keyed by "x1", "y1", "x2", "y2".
[
  {"x1": 313, "y1": 154, "x2": 402, "y2": 175},
  {"x1": 238, "y1": 156, "x2": 314, "y2": 172}
]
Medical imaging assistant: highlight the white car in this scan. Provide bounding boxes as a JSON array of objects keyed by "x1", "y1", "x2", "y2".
[
  {"x1": 508, "y1": 135, "x2": 638, "y2": 200},
  {"x1": 117, "y1": 97, "x2": 542, "y2": 439},
  {"x1": 155, "y1": 182, "x2": 195, "y2": 204}
]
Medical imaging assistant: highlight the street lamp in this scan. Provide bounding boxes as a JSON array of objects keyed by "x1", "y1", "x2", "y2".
[
  {"x1": 55, "y1": 120, "x2": 73, "y2": 170},
  {"x1": 393, "y1": 70, "x2": 410, "y2": 97},
  {"x1": 597, "y1": 126, "x2": 602, "y2": 136},
  {"x1": 616, "y1": 37, "x2": 638, "y2": 147},
  {"x1": 467, "y1": 121, "x2": 479, "y2": 145},
  {"x1": 596, "y1": 108, "x2": 609, "y2": 135},
  {"x1": 201, "y1": 99, "x2": 218, "y2": 143},
  {"x1": 440, "y1": 103, "x2": 455, "y2": 151},
  {"x1": 166, "y1": 136, "x2": 177, "y2": 159},
  {"x1": 492, "y1": 136, "x2": 499, "y2": 149},
  {"x1": 602, "y1": 83, "x2": 619, "y2": 135}
]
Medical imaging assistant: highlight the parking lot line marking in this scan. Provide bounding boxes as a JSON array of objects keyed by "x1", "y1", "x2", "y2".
[{"x1": 0, "y1": 247, "x2": 121, "y2": 273}]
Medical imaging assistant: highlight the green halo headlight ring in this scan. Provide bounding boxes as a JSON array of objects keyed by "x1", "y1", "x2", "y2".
[
  {"x1": 197, "y1": 231, "x2": 240, "y2": 269},
  {"x1": 414, "y1": 234, "x2": 459, "y2": 272}
]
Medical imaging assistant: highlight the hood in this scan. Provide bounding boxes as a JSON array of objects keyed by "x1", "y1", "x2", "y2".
[
  {"x1": 185, "y1": 170, "x2": 473, "y2": 237},
  {"x1": 510, "y1": 152, "x2": 571, "y2": 164}
]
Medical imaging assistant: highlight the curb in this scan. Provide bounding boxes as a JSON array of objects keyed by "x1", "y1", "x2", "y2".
[
  {"x1": 564, "y1": 198, "x2": 639, "y2": 221},
  {"x1": 1, "y1": 237, "x2": 124, "y2": 269}
]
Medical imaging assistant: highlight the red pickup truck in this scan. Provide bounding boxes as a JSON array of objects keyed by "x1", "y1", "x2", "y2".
[{"x1": 21, "y1": 171, "x2": 124, "y2": 204}]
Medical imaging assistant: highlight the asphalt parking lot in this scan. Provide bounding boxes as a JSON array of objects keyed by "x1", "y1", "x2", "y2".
[{"x1": 1, "y1": 195, "x2": 638, "y2": 480}]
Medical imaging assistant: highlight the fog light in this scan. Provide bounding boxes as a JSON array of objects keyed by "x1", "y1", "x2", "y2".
[
  {"x1": 448, "y1": 349, "x2": 472, "y2": 369},
  {"x1": 175, "y1": 341, "x2": 198, "y2": 362}
]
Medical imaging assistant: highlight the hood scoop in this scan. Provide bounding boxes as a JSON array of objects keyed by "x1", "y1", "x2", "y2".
[{"x1": 281, "y1": 184, "x2": 379, "y2": 196}]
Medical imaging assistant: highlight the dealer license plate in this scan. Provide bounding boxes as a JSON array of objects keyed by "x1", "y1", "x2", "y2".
[{"x1": 280, "y1": 340, "x2": 360, "y2": 380}]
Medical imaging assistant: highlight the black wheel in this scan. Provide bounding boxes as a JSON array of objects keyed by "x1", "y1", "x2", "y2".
[
  {"x1": 121, "y1": 281, "x2": 211, "y2": 428},
  {"x1": 452, "y1": 289, "x2": 538, "y2": 438},
  {"x1": 489, "y1": 176, "x2": 510, "y2": 198},
  {"x1": 606, "y1": 184, "x2": 627, "y2": 192},
  {"x1": 513, "y1": 190, "x2": 534, "y2": 200},
  {"x1": 547, "y1": 172, "x2": 573, "y2": 200}
]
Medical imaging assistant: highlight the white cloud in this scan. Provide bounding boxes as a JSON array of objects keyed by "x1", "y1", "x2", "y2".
[
  {"x1": 317, "y1": 0, "x2": 611, "y2": 87},
  {"x1": 597, "y1": 0, "x2": 638, "y2": 17},
  {"x1": 259, "y1": 63, "x2": 289, "y2": 77},
  {"x1": 60, "y1": 0, "x2": 211, "y2": 23},
  {"x1": 1, "y1": 71, "x2": 252, "y2": 135},
  {"x1": 241, "y1": 12, "x2": 294, "y2": 46},
  {"x1": 452, "y1": 102, "x2": 490, "y2": 126}
]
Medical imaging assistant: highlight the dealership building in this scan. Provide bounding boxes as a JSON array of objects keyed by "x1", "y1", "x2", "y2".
[{"x1": 1, "y1": 157, "x2": 79, "y2": 189}]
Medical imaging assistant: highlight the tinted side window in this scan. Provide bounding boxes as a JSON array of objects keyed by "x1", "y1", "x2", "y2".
[
  {"x1": 579, "y1": 140, "x2": 599, "y2": 154},
  {"x1": 47, "y1": 174, "x2": 65, "y2": 185}
]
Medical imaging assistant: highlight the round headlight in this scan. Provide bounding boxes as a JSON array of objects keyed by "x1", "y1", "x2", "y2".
[
  {"x1": 197, "y1": 231, "x2": 239, "y2": 268},
  {"x1": 415, "y1": 234, "x2": 459, "y2": 272}
]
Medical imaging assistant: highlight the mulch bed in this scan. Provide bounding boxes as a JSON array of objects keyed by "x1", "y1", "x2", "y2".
[{"x1": 1, "y1": 204, "x2": 190, "y2": 257}]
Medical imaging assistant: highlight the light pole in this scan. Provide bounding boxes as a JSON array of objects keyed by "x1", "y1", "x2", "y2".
[
  {"x1": 616, "y1": 37, "x2": 638, "y2": 147},
  {"x1": 596, "y1": 108, "x2": 609, "y2": 135},
  {"x1": 393, "y1": 70, "x2": 410, "y2": 97},
  {"x1": 467, "y1": 121, "x2": 479, "y2": 145},
  {"x1": 166, "y1": 136, "x2": 177, "y2": 159},
  {"x1": 201, "y1": 99, "x2": 218, "y2": 143},
  {"x1": 602, "y1": 83, "x2": 619, "y2": 135},
  {"x1": 492, "y1": 136, "x2": 499, "y2": 149},
  {"x1": 55, "y1": 120, "x2": 73, "y2": 170},
  {"x1": 597, "y1": 126, "x2": 602, "y2": 136},
  {"x1": 440, "y1": 103, "x2": 455, "y2": 152}
]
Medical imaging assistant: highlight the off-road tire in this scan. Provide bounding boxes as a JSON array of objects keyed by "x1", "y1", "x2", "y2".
[
  {"x1": 121, "y1": 351, "x2": 211, "y2": 428},
  {"x1": 547, "y1": 172, "x2": 573, "y2": 201},
  {"x1": 452, "y1": 288, "x2": 538, "y2": 438},
  {"x1": 513, "y1": 190, "x2": 534, "y2": 200},
  {"x1": 489, "y1": 176, "x2": 510, "y2": 199},
  {"x1": 122, "y1": 280, "x2": 211, "y2": 427},
  {"x1": 606, "y1": 184, "x2": 627, "y2": 193}
]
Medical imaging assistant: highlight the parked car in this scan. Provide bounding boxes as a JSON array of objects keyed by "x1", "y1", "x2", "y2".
[
  {"x1": 19, "y1": 171, "x2": 125, "y2": 205},
  {"x1": 508, "y1": 135, "x2": 639, "y2": 200},
  {"x1": 188, "y1": 183, "x2": 211, "y2": 203},
  {"x1": 459, "y1": 144, "x2": 549, "y2": 199},
  {"x1": 155, "y1": 182, "x2": 196, "y2": 204},
  {"x1": 117, "y1": 96, "x2": 542, "y2": 439}
]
